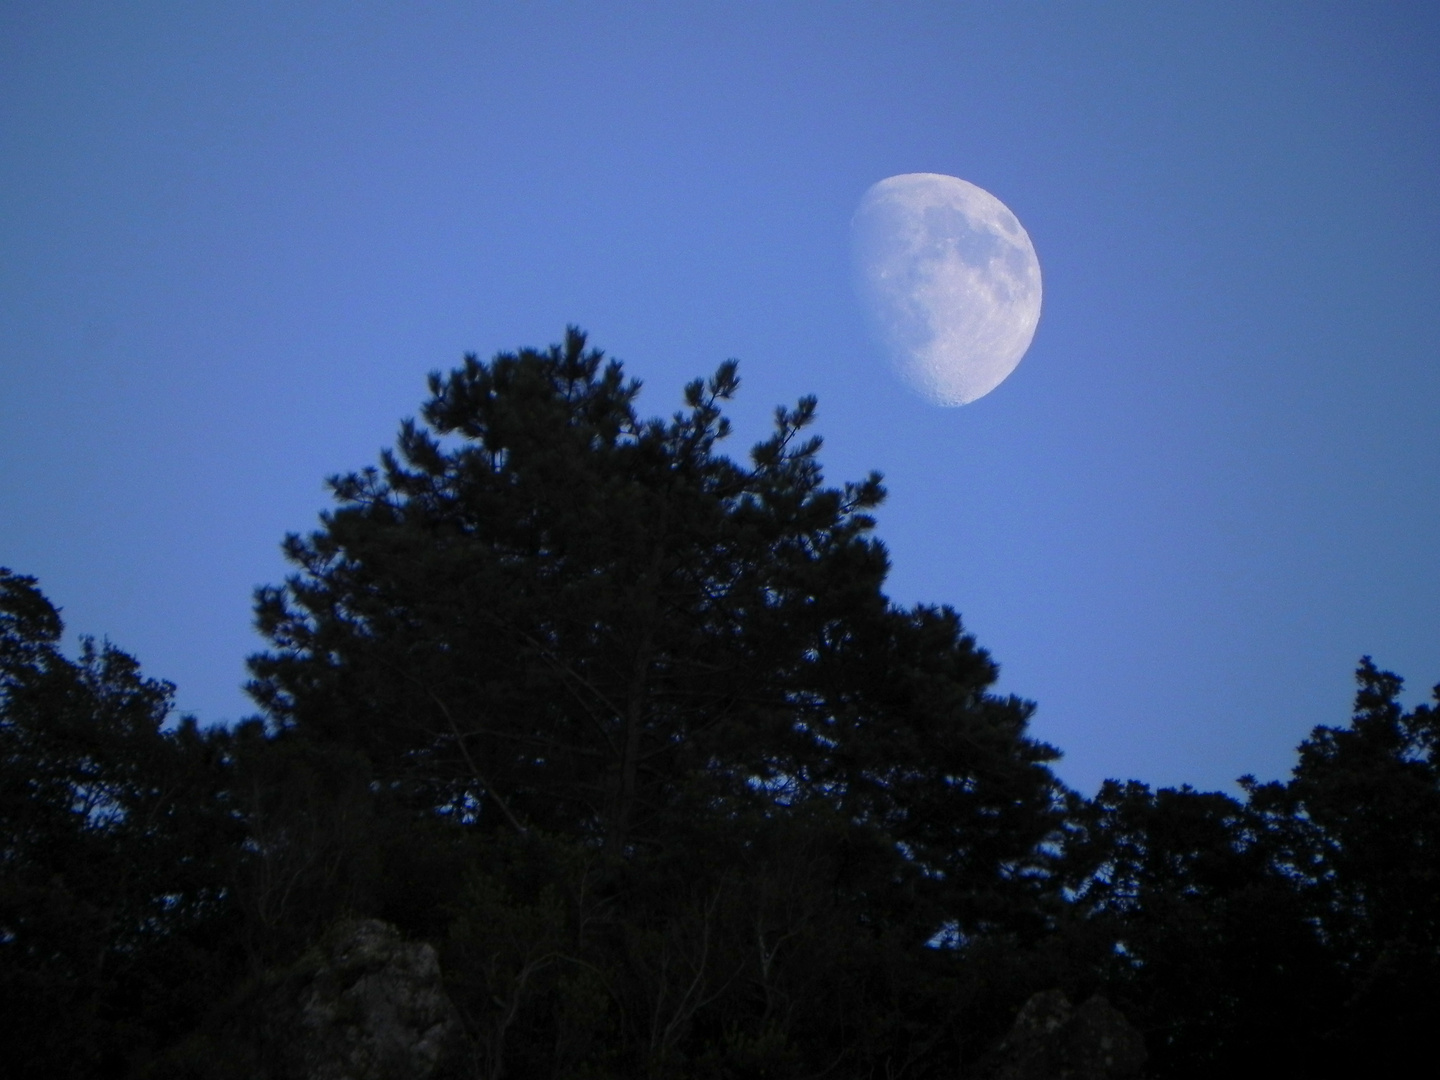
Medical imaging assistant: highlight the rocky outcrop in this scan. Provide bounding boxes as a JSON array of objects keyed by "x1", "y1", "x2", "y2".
[
  {"x1": 975, "y1": 989, "x2": 1146, "y2": 1080},
  {"x1": 275, "y1": 918, "x2": 465, "y2": 1080}
]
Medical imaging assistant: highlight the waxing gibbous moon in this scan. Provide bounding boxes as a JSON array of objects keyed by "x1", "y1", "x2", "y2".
[{"x1": 851, "y1": 173, "x2": 1042, "y2": 406}]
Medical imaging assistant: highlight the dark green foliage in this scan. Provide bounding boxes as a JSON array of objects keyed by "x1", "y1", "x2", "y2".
[
  {"x1": 1061, "y1": 658, "x2": 1440, "y2": 1076},
  {"x1": 222, "y1": 720, "x2": 384, "y2": 963},
  {"x1": 1059, "y1": 781, "x2": 1337, "y2": 1076},
  {"x1": 0, "y1": 569, "x2": 241, "y2": 1078},
  {"x1": 1243, "y1": 658, "x2": 1440, "y2": 1069}
]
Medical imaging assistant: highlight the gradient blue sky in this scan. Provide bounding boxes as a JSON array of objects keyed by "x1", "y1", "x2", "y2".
[{"x1": 3, "y1": 2, "x2": 1437, "y2": 795}]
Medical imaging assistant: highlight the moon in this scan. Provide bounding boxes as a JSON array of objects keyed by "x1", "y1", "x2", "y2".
[{"x1": 851, "y1": 173, "x2": 1042, "y2": 406}]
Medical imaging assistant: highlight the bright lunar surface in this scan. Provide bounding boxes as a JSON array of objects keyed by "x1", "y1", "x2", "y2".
[{"x1": 852, "y1": 173, "x2": 1042, "y2": 405}]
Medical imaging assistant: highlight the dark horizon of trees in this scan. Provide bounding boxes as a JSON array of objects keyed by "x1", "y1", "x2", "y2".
[{"x1": 3, "y1": 330, "x2": 1437, "y2": 1078}]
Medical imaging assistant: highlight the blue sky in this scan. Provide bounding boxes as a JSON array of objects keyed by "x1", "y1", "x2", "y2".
[{"x1": 2, "y1": 2, "x2": 1436, "y2": 795}]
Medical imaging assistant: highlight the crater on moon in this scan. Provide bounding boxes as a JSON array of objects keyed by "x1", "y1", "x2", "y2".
[{"x1": 852, "y1": 173, "x2": 1042, "y2": 406}]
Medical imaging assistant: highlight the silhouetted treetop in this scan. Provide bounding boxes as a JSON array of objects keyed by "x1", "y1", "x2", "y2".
[{"x1": 248, "y1": 329, "x2": 1062, "y2": 927}]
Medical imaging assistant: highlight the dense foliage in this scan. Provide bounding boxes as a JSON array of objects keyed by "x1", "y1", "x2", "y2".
[
  {"x1": 0, "y1": 570, "x2": 239, "y2": 1077},
  {"x1": 3, "y1": 331, "x2": 1437, "y2": 1077}
]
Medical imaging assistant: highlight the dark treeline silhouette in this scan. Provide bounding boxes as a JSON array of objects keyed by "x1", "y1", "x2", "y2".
[{"x1": 3, "y1": 331, "x2": 1436, "y2": 1078}]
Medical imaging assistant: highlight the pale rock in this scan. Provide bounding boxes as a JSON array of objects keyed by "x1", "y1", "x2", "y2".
[
  {"x1": 279, "y1": 918, "x2": 465, "y2": 1080},
  {"x1": 975, "y1": 988, "x2": 1146, "y2": 1080}
]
